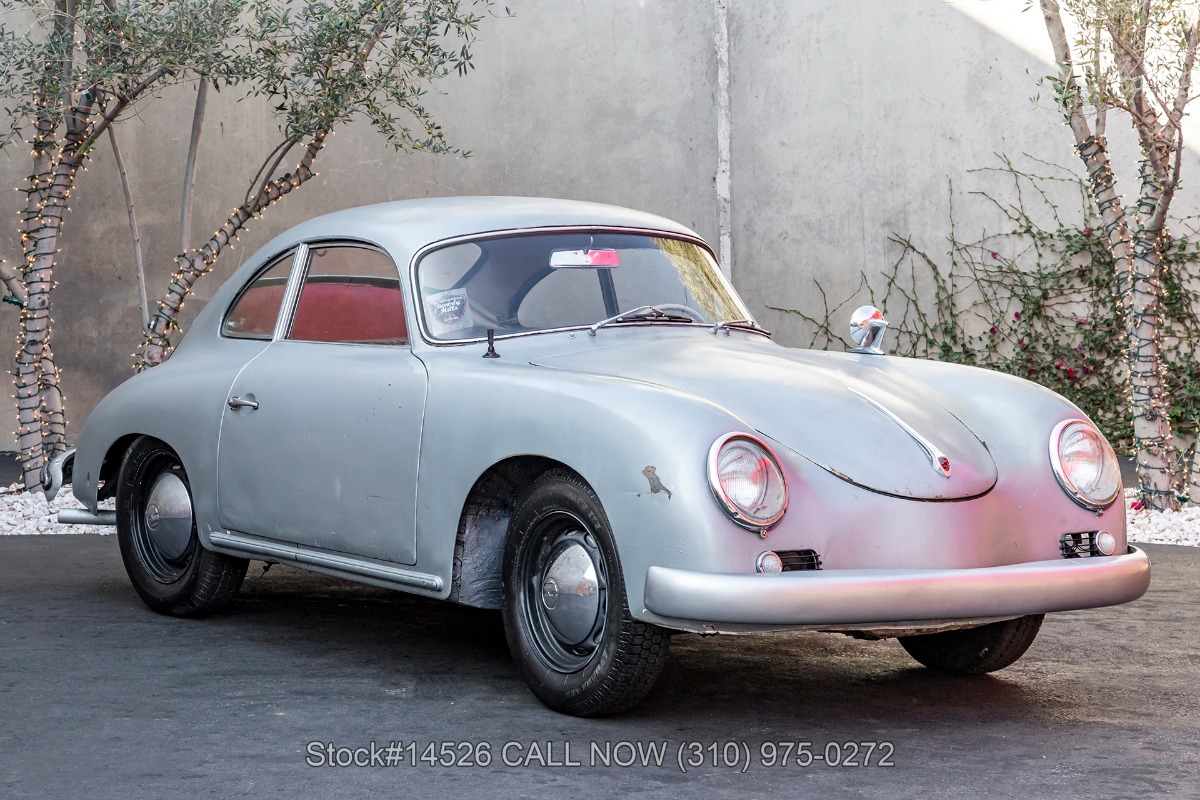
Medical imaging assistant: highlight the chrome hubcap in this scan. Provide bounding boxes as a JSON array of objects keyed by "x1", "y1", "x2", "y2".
[
  {"x1": 540, "y1": 542, "x2": 600, "y2": 645},
  {"x1": 520, "y1": 513, "x2": 610, "y2": 674},
  {"x1": 145, "y1": 472, "x2": 193, "y2": 560}
]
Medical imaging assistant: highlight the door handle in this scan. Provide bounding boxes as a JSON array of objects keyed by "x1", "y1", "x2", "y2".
[{"x1": 227, "y1": 396, "x2": 259, "y2": 411}]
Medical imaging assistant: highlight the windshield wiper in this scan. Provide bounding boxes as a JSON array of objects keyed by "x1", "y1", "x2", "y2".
[
  {"x1": 588, "y1": 305, "x2": 699, "y2": 336},
  {"x1": 711, "y1": 318, "x2": 767, "y2": 335}
]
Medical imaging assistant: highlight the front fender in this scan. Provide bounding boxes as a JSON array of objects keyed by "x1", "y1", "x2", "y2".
[{"x1": 414, "y1": 356, "x2": 763, "y2": 612}]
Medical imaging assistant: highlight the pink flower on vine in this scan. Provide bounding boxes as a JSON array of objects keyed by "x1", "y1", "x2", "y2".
[
  {"x1": 1082, "y1": 228, "x2": 1092, "y2": 237},
  {"x1": 989, "y1": 326, "x2": 997, "y2": 335},
  {"x1": 990, "y1": 251, "x2": 999, "y2": 259},
  {"x1": 1067, "y1": 368, "x2": 1077, "y2": 379},
  {"x1": 1054, "y1": 360, "x2": 1064, "y2": 368},
  {"x1": 1076, "y1": 344, "x2": 1084, "y2": 352},
  {"x1": 1014, "y1": 311, "x2": 1022, "y2": 320},
  {"x1": 1130, "y1": 500, "x2": 1144, "y2": 511},
  {"x1": 1076, "y1": 318, "x2": 1087, "y2": 325},
  {"x1": 1083, "y1": 365, "x2": 1093, "y2": 374}
]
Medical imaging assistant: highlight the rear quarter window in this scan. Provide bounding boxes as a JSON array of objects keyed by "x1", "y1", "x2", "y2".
[{"x1": 223, "y1": 252, "x2": 296, "y2": 339}]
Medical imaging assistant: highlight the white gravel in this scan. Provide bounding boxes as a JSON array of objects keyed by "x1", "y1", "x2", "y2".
[
  {"x1": 1125, "y1": 490, "x2": 1200, "y2": 547},
  {"x1": 0, "y1": 483, "x2": 1195, "y2": 547},
  {"x1": 0, "y1": 483, "x2": 115, "y2": 536}
]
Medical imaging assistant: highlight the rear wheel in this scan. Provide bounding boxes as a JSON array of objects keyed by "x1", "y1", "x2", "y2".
[
  {"x1": 116, "y1": 437, "x2": 247, "y2": 617},
  {"x1": 502, "y1": 470, "x2": 670, "y2": 716},
  {"x1": 899, "y1": 614, "x2": 1044, "y2": 675}
]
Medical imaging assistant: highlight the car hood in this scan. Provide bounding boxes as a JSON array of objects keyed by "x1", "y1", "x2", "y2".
[{"x1": 529, "y1": 334, "x2": 997, "y2": 500}]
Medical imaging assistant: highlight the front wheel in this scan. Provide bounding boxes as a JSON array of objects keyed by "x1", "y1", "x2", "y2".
[
  {"x1": 898, "y1": 614, "x2": 1044, "y2": 675},
  {"x1": 116, "y1": 437, "x2": 247, "y2": 617},
  {"x1": 502, "y1": 470, "x2": 670, "y2": 716}
]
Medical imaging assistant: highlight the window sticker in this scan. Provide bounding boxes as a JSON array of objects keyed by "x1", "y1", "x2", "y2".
[{"x1": 426, "y1": 288, "x2": 474, "y2": 335}]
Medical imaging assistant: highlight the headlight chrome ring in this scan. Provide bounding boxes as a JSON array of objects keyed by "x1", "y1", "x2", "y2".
[
  {"x1": 707, "y1": 432, "x2": 789, "y2": 532},
  {"x1": 1048, "y1": 419, "x2": 1121, "y2": 511}
]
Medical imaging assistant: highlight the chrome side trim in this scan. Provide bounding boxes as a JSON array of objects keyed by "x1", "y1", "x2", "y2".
[
  {"x1": 643, "y1": 546, "x2": 1151, "y2": 626},
  {"x1": 57, "y1": 508, "x2": 117, "y2": 526},
  {"x1": 273, "y1": 243, "x2": 310, "y2": 341},
  {"x1": 208, "y1": 530, "x2": 443, "y2": 592},
  {"x1": 849, "y1": 388, "x2": 952, "y2": 478}
]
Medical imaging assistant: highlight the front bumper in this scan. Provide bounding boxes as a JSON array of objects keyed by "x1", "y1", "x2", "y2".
[{"x1": 643, "y1": 546, "x2": 1151, "y2": 626}]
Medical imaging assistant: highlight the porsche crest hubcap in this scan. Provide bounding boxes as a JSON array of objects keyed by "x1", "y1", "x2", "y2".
[
  {"x1": 520, "y1": 513, "x2": 610, "y2": 674},
  {"x1": 144, "y1": 472, "x2": 193, "y2": 560},
  {"x1": 540, "y1": 542, "x2": 600, "y2": 645}
]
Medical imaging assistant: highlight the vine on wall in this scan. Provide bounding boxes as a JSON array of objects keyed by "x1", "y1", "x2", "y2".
[{"x1": 773, "y1": 158, "x2": 1200, "y2": 489}]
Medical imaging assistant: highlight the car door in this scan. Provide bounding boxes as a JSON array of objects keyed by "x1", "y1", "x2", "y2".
[{"x1": 216, "y1": 242, "x2": 425, "y2": 565}]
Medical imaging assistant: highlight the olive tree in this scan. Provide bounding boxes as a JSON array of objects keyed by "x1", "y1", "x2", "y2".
[
  {"x1": 0, "y1": 0, "x2": 492, "y2": 489},
  {"x1": 0, "y1": 0, "x2": 248, "y2": 487},
  {"x1": 1038, "y1": 0, "x2": 1200, "y2": 510},
  {"x1": 138, "y1": 0, "x2": 491, "y2": 368}
]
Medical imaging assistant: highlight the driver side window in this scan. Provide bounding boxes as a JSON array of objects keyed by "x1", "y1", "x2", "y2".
[{"x1": 287, "y1": 244, "x2": 408, "y2": 344}]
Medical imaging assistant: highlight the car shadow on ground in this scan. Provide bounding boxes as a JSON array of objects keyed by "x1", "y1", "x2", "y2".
[{"x1": 185, "y1": 562, "x2": 1064, "y2": 729}]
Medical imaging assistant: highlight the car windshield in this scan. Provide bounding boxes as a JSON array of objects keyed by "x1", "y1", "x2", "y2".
[{"x1": 414, "y1": 231, "x2": 753, "y2": 340}]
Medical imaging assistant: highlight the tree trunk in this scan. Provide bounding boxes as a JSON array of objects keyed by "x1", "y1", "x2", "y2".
[
  {"x1": 0, "y1": 260, "x2": 26, "y2": 306},
  {"x1": 1072, "y1": 140, "x2": 1180, "y2": 510},
  {"x1": 108, "y1": 126, "x2": 150, "y2": 330},
  {"x1": 1040, "y1": 0, "x2": 1180, "y2": 509},
  {"x1": 1126, "y1": 157, "x2": 1180, "y2": 509},
  {"x1": 13, "y1": 0, "x2": 75, "y2": 488},
  {"x1": 139, "y1": 133, "x2": 327, "y2": 369},
  {"x1": 180, "y1": 81, "x2": 209, "y2": 254},
  {"x1": 16, "y1": 149, "x2": 82, "y2": 488}
]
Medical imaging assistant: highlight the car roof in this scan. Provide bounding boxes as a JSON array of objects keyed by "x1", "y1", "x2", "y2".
[{"x1": 252, "y1": 196, "x2": 705, "y2": 271}]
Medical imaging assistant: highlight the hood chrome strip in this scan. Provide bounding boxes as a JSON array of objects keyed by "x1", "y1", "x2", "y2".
[{"x1": 848, "y1": 388, "x2": 952, "y2": 478}]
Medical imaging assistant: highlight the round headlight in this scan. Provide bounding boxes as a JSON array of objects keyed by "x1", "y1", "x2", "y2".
[
  {"x1": 1049, "y1": 419, "x2": 1121, "y2": 510},
  {"x1": 708, "y1": 433, "x2": 788, "y2": 530}
]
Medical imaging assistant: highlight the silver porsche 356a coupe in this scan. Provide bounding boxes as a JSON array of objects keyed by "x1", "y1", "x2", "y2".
[{"x1": 46, "y1": 197, "x2": 1150, "y2": 716}]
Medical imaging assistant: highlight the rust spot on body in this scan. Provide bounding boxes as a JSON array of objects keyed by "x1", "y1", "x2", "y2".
[{"x1": 641, "y1": 466, "x2": 672, "y2": 499}]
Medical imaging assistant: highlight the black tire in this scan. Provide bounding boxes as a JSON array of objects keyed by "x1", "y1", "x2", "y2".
[
  {"x1": 899, "y1": 614, "x2": 1044, "y2": 675},
  {"x1": 502, "y1": 469, "x2": 670, "y2": 716},
  {"x1": 116, "y1": 437, "x2": 247, "y2": 617}
]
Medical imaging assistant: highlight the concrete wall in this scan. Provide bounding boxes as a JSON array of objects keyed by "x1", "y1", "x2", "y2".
[{"x1": 1, "y1": 0, "x2": 1194, "y2": 442}]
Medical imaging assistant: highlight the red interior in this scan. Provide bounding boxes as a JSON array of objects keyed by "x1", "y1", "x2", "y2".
[
  {"x1": 227, "y1": 281, "x2": 408, "y2": 343},
  {"x1": 292, "y1": 282, "x2": 408, "y2": 343},
  {"x1": 226, "y1": 283, "x2": 286, "y2": 337}
]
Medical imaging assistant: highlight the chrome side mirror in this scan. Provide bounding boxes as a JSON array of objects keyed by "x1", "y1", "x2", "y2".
[{"x1": 848, "y1": 305, "x2": 888, "y2": 355}]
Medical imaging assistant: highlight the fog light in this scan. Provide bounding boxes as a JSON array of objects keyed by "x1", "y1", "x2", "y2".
[
  {"x1": 756, "y1": 551, "x2": 783, "y2": 574},
  {"x1": 1095, "y1": 530, "x2": 1117, "y2": 556}
]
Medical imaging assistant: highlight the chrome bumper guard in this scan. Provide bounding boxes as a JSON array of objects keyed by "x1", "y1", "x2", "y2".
[
  {"x1": 40, "y1": 448, "x2": 75, "y2": 502},
  {"x1": 39, "y1": 448, "x2": 114, "y2": 525},
  {"x1": 643, "y1": 547, "x2": 1151, "y2": 626}
]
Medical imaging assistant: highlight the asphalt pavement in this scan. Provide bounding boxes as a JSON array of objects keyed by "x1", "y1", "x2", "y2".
[{"x1": 1, "y1": 535, "x2": 1197, "y2": 800}]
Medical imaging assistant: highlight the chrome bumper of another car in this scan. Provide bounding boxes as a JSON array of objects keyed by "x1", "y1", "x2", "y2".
[
  {"x1": 40, "y1": 448, "x2": 75, "y2": 501},
  {"x1": 643, "y1": 547, "x2": 1151, "y2": 627}
]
